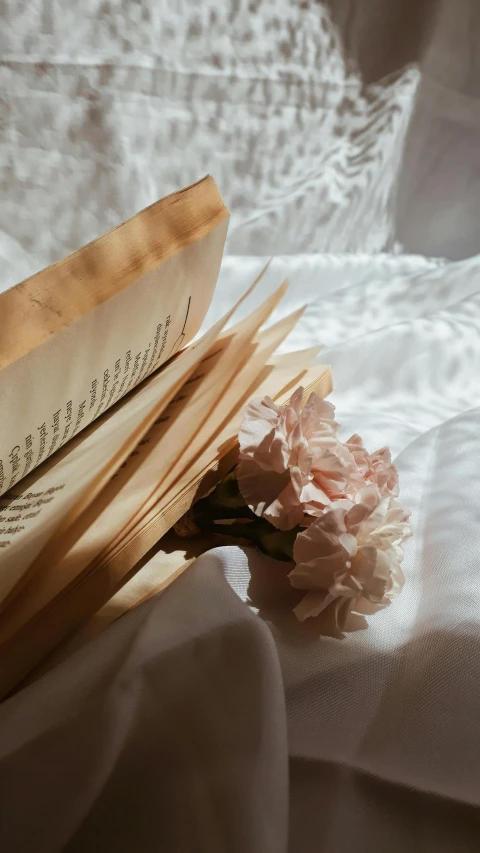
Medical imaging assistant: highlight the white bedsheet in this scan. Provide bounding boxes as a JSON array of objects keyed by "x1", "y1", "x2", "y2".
[
  {"x1": 1, "y1": 251, "x2": 480, "y2": 852},
  {"x1": 2, "y1": 1, "x2": 480, "y2": 850}
]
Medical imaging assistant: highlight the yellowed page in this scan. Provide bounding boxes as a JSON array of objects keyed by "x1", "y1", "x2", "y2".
[
  {"x1": 0, "y1": 307, "x2": 295, "y2": 696},
  {"x1": 105, "y1": 290, "x2": 289, "y2": 558},
  {"x1": 52, "y1": 307, "x2": 305, "y2": 581},
  {"x1": 0, "y1": 288, "x2": 291, "y2": 624},
  {"x1": 36, "y1": 364, "x2": 333, "y2": 673},
  {"x1": 0, "y1": 368, "x2": 331, "y2": 697},
  {"x1": 16, "y1": 259, "x2": 273, "y2": 587},
  {"x1": 0, "y1": 315, "x2": 229, "y2": 609},
  {"x1": 109, "y1": 364, "x2": 333, "y2": 572},
  {"x1": 65, "y1": 367, "x2": 331, "y2": 613},
  {"x1": 0, "y1": 262, "x2": 274, "y2": 613},
  {"x1": 0, "y1": 178, "x2": 228, "y2": 498},
  {"x1": 86, "y1": 285, "x2": 288, "y2": 558},
  {"x1": 0, "y1": 364, "x2": 332, "y2": 699},
  {"x1": 270, "y1": 344, "x2": 323, "y2": 370}
]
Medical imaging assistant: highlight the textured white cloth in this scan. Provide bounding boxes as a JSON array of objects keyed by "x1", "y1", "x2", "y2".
[
  {"x1": 0, "y1": 0, "x2": 421, "y2": 287},
  {"x1": 2, "y1": 1, "x2": 480, "y2": 851}
]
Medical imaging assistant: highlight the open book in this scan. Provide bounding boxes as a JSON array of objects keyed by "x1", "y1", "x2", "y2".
[{"x1": 0, "y1": 176, "x2": 331, "y2": 698}]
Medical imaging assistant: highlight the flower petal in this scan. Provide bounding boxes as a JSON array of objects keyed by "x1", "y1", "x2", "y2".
[
  {"x1": 289, "y1": 550, "x2": 348, "y2": 590},
  {"x1": 293, "y1": 510, "x2": 347, "y2": 564},
  {"x1": 289, "y1": 386, "x2": 304, "y2": 416},
  {"x1": 238, "y1": 460, "x2": 304, "y2": 530},
  {"x1": 238, "y1": 396, "x2": 282, "y2": 457},
  {"x1": 263, "y1": 481, "x2": 306, "y2": 531},
  {"x1": 370, "y1": 446, "x2": 399, "y2": 497},
  {"x1": 293, "y1": 590, "x2": 331, "y2": 621}
]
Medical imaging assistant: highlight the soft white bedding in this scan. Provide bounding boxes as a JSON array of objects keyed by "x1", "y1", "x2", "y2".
[
  {"x1": 217, "y1": 251, "x2": 480, "y2": 825},
  {"x1": 1, "y1": 1, "x2": 480, "y2": 850}
]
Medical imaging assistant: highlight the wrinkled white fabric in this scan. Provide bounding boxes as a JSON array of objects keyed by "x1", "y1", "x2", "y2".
[
  {"x1": 0, "y1": 558, "x2": 289, "y2": 853},
  {"x1": 2, "y1": 250, "x2": 480, "y2": 852},
  {"x1": 2, "y1": 1, "x2": 480, "y2": 851}
]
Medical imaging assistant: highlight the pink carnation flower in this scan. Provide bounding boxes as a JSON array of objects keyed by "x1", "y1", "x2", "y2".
[
  {"x1": 238, "y1": 389, "x2": 400, "y2": 531},
  {"x1": 289, "y1": 485, "x2": 411, "y2": 628},
  {"x1": 369, "y1": 446, "x2": 399, "y2": 497},
  {"x1": 238, "y1": 388, "x2": 358, "y2": 531}
]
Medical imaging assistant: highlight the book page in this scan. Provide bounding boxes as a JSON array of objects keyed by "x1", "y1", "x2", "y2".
[
  {"x1": 0, "y1": 314, "x2": 230, "y2": 610},
  {"x1": 110, "y1": 364, "x2": 333, "y2": 574},
  {"x1": 0, "y1": 262, "x2": 273, "y2": 612},
  {"x1": 0, "y1": 179, "x2": 228, "y2": 498},
  {"x1": 1, "y1": 288, "x2": 292, "y2": 622},
  {"x1": 269, "y1": 344, "x2": 323, "y2": 370},
  {"x1": 117, "y1": 365, "x2": 333, "y2": 605},
  {"x1": 109, "y1": 365, "x2": 331, "y2": 613},
  {"x1": 105, "y1": 287, "x2": 290, "y2": 556},
  {"x1": 43, "y1": 305, "x2": 305, "y2": 589},
  {"x1": 31, "y1": 364, "x2": 333, "y2": 677},
  {"x1": 0, "y1": 363, "x2": 332, "y2": 699},
  {"x1": 58, "y1": 360, "x2": 330, "y2": 616}
]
